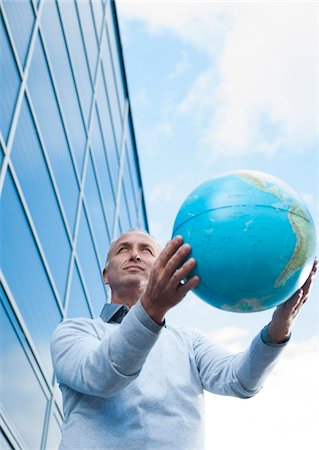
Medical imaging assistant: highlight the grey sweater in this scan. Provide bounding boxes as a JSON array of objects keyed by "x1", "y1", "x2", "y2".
[{"x1": 51, "y1": 300, "x2": 288, "y2": 450}]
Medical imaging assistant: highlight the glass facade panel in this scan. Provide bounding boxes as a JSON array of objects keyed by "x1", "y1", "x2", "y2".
[
  {"x1": 126, "y1": 133, "x2": 141, "y2": 207},
  {"x1": 77, "y1": 0, "x2": 99, "y2": 81},
  {"x1": 0, "y1": 431, "x2": 13, "y2": 450},
  {"x1": 106, "y1": 6, "x2": 125, "y2": 115},
  {"x1": 2, "y1": 0, "x2": 34, "y2": 68},
  {"x1": 84, "y1": 152, "x2": 110, "y2": 260},
  {"x1": 41, "y1": 0, "x2": 87, "y2": 176},
  {"x1": 96, "y1": 69, "x2": 119, "y2": 190},
  {"x1": 59, "y1": 0, "x2": 93, "y2": 126},
  {"x1": 120, "y1": 186, "x2": 131, "y2": 232},
  {"x1": 91, "y1": 106, "x2": 115, "y2": 232},
  {"x1": 0, "y1": 293, "x2": 47, "y2": 450},
  {"x1": 45, "y1": 411, "x2": 62, "y2": 450},
  {"x1": 123, "y1": 148, "x2": 138, "y2": 227},
  {"x1": 0, "y1": 13, "x2": 21, "y2": 142},
  {"x1": 76, "y1": 207, "x2": 107, "y2": 315},
  {"x1": 101, "y1": 29, "x2": 123, "y2": 148},
  {"x1": 67, "y1": 261, "x2": 92, "y2": 319},
  {"x1": 1, "y1": 171, "x2": 62, "y2": 377},
  {"x1": 92, "y1": 0, "x2": 104, "y2": 39},
  {"x1": 11, "y1": 97, "x2": 71, "y2": 302},
  {"x1": 28, "y1": 35, "x2": 79, "y2": 235},
  {"x1": 0, "y1": 142, "x2": 4, "y2": 169}
]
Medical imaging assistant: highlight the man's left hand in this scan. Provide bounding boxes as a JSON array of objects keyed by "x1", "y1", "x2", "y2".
[{"x1": 268, "y1": 260, "x2": 318, "y2": 343}]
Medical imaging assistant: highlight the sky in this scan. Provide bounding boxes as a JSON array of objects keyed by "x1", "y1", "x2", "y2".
[{"x1": 116, "y1": 1, "x2": 318, "y2": 449}]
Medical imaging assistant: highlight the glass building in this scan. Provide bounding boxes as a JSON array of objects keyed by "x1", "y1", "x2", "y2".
[{"x1": 0, "y1": 1, "x2": 148, "y2": 448}]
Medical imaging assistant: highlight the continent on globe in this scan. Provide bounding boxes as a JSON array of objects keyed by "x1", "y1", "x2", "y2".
[{"x1": 172, "y1": 170, "x2": 317, "y2": 313}]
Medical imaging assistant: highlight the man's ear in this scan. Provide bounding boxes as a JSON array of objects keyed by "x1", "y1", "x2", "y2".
[{"x1": 102, "y1": 268, "x2": 109, "y2": 285}]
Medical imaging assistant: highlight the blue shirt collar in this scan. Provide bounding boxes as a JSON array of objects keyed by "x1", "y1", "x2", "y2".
[{"x1": 100, "y1": 303, "x2": 130, "y2": 323}]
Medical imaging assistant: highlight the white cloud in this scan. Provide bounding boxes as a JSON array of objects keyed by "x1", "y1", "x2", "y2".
[
  {"x1": 205, "y1": 337, "x2": 319, "y2": 450},
  {"x1": 208, "y1": 325, "x2": 249, "y2": 352},
  {"x1": 168, "y1": 49, "x2": 192, "y2": 79},
  {"x1": 118, "y1": 1, "x2": 317, "y2": 159}
]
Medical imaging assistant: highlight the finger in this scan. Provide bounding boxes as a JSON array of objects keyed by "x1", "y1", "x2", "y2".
[
  {"x1": 300, "y1": 264, "x2": 317, "y2": 295},
  {"x1": 165, "y1": 243, "x2": 192, "y2": 280},
  {"x1": 170, "y1": 257, "x2": 196, "y2": 286},
  {"x1": 178, "y1": 275, "x2": 200, "y2": 297},
  {"x1": 156, "y1": 236, "x2": 184, "y2": 267}
]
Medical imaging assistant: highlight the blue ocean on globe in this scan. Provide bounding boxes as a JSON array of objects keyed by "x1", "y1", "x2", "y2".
[{"x1": 172, "y1": 170, "x2": 316, "y2": 313}]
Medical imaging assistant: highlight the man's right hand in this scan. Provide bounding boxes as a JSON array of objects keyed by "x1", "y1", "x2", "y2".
[{"x1": 141, "y1": 235, "x2": 200, "y2": 324}]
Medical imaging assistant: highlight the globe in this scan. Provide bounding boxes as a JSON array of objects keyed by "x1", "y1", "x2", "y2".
[{"x1": 172, "y1": 170, "x2": 316, "y2": 313}]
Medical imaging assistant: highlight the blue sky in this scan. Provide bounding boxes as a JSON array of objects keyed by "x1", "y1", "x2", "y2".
[{"x1": 117, "y1": 2, "x2": 318, "y2": 448}]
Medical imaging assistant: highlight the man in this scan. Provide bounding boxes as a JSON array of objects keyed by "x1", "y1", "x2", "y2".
[{"x1": 51, "y1": 230, "x2": 317, "y2": 450}]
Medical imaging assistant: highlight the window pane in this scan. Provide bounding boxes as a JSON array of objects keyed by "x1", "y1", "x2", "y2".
[
  {"x1": 2, "y1": 0, "x2": 35, "y2": 68},
  {"x1": 119, "y1": 186, "x2": 131, "y2": 232},
  {"x1": 90, "y1": 106, "x2": 115, "y2": 231},
  {"x1": 67, "y1": 262, "x2": 92, "y2": 319},
  {"x1": 76, "y1": 207, "x2": 107, "y2": 315},
  {"x1": 123, "y1": 146, "x2": 138, "y2": 226},
  {"x1": 0, "y1": 295, "x2": 48, "y2": 450},
  {"x1": 96, "y1": 68, "x2": 119, "y2": 190},
  {"x1": 0, "y1": 13, "x2": 21, "y2": 142},
  {"x1": 0, "y1": 430, "x2": 13, "y2": 450},
  {"x1": 59, "y1": 0, "x2": 93, "y2": 126},
  {"x1": 1, "y1": 171, "x2": 62, "y2": 378},
  {"x1": 77, "y1": 0, "x2": 98, "y2": 80},
  {"x1": 126, "y1": 134, "x2": 141, "y2": 207},
  {"x1": 84, "y1": 152, "x2": 110, "y2": 261},
  {"x1": 41, "y1": 0, "x2": 87, "y2": 175},
  {"x1": 28, "y1": 35, "x2": 79, "y2": 234},
  {"x1": 106, "y1": 4, "x2": 125, "y2": 115},
  {"x1": 45, "y1": 411, "x2": 61, "y2": 450},
  {"x1": 11, "y1": 97, "x2": 71, "y2": 302},
  {"x1": 92, "y1": 0, "x2": 104, "y2": 39},
  {"x1": 0, "y1": 143, "x2": 4, "y2": 170},
  {"x1": 101, "y1": 29, "x2": 122, "y2": 149}
]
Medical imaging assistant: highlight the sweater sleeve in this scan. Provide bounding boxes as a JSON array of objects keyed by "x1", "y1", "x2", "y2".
[
  {"x1": 50, "y1": 300, "x2": 162, "y2": 398},
  {"x1": 193, "y1": 327, "x2": 288, "y2": 399}
]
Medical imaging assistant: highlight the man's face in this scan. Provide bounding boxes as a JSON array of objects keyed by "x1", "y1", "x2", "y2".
[{"x1": 103, "y1": 231, "x2": 160, "y2": 291}]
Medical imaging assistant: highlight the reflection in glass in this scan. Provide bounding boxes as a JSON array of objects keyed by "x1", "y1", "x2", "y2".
[
  {"x1": 84, "y1": 152, "x2": 110, "y2": 261},
  {"x1": 106, "y1": 5, "x2": 125, "y2": 115},
  {"x1": 45, "y1": 411, "x2": 61, "y2": 450},
  {"x1": 120, "y1": 186, "x2": 131, "y2": 233},
  {"x1": 1, "y1": 171, "x2": 62, "y2": 378},
  {"x1": 90, "y1": 106, "x2": 115, "y2": 231},
  {"x1": 0, "y1": 430, "x2": 13, "y2": 450},
  {"x1": 28, "y1": 35, "x2": 79, "y2": 235},
  {"x1": 0, "y1": 13, "x2": 21, "y2": 142},
  {"x1": 76, "y1": 207, "x2": 107, "y2": 315},
  {"x1": 126, "y1": 134, "x2": 145, "y2": 224},
  {"x1": 41, "y1": 0, "x2": 87, "y2": 176},
  {"x1": 11, "y1": 97, "x2": 71, "y2": 302},
  {"x1": 2, "y1": 0, "x2": 34, "y2": 68},
  {"x1": 96, "y1": 70, "x2": 119, "y2": 189},
  {"x1": 59, "y1": 0, "x2": 93, "y2": 125},
  {"x1": 76, "y1": 0, "x2": 98, "y2": 81},
  {"x1": 101, "y1": 30, "x2": 122, "y2": 148},
  {"x1": 123, "y1": 147, "x2": 138, "y2": 226},
  {"x1": 0, "y1": 296, "x2": 47, "y2": 450},
  {"x1": 91, "y1": 0, "x2": 104, "y2": 39},
  {"x1": 67, "y1": 262, "x2": 92, "y2": 319}
]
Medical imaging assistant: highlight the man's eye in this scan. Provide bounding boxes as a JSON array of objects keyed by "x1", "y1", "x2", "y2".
[
  {"x1": 118, "y1": 247, "x2": 128, "y2": 253},
  {"x1": 143, "y1": 248, "x2": 154, "y2": 255}
]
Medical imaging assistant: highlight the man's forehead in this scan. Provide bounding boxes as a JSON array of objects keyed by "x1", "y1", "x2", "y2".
[{"x1": 114, "y1": 232, "x2": 157, "y2": 248}]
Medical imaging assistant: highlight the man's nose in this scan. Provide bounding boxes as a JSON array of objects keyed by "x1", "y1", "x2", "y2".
[{"x1": 129, "y1": 249, "x2": 141, "y2": 261}]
